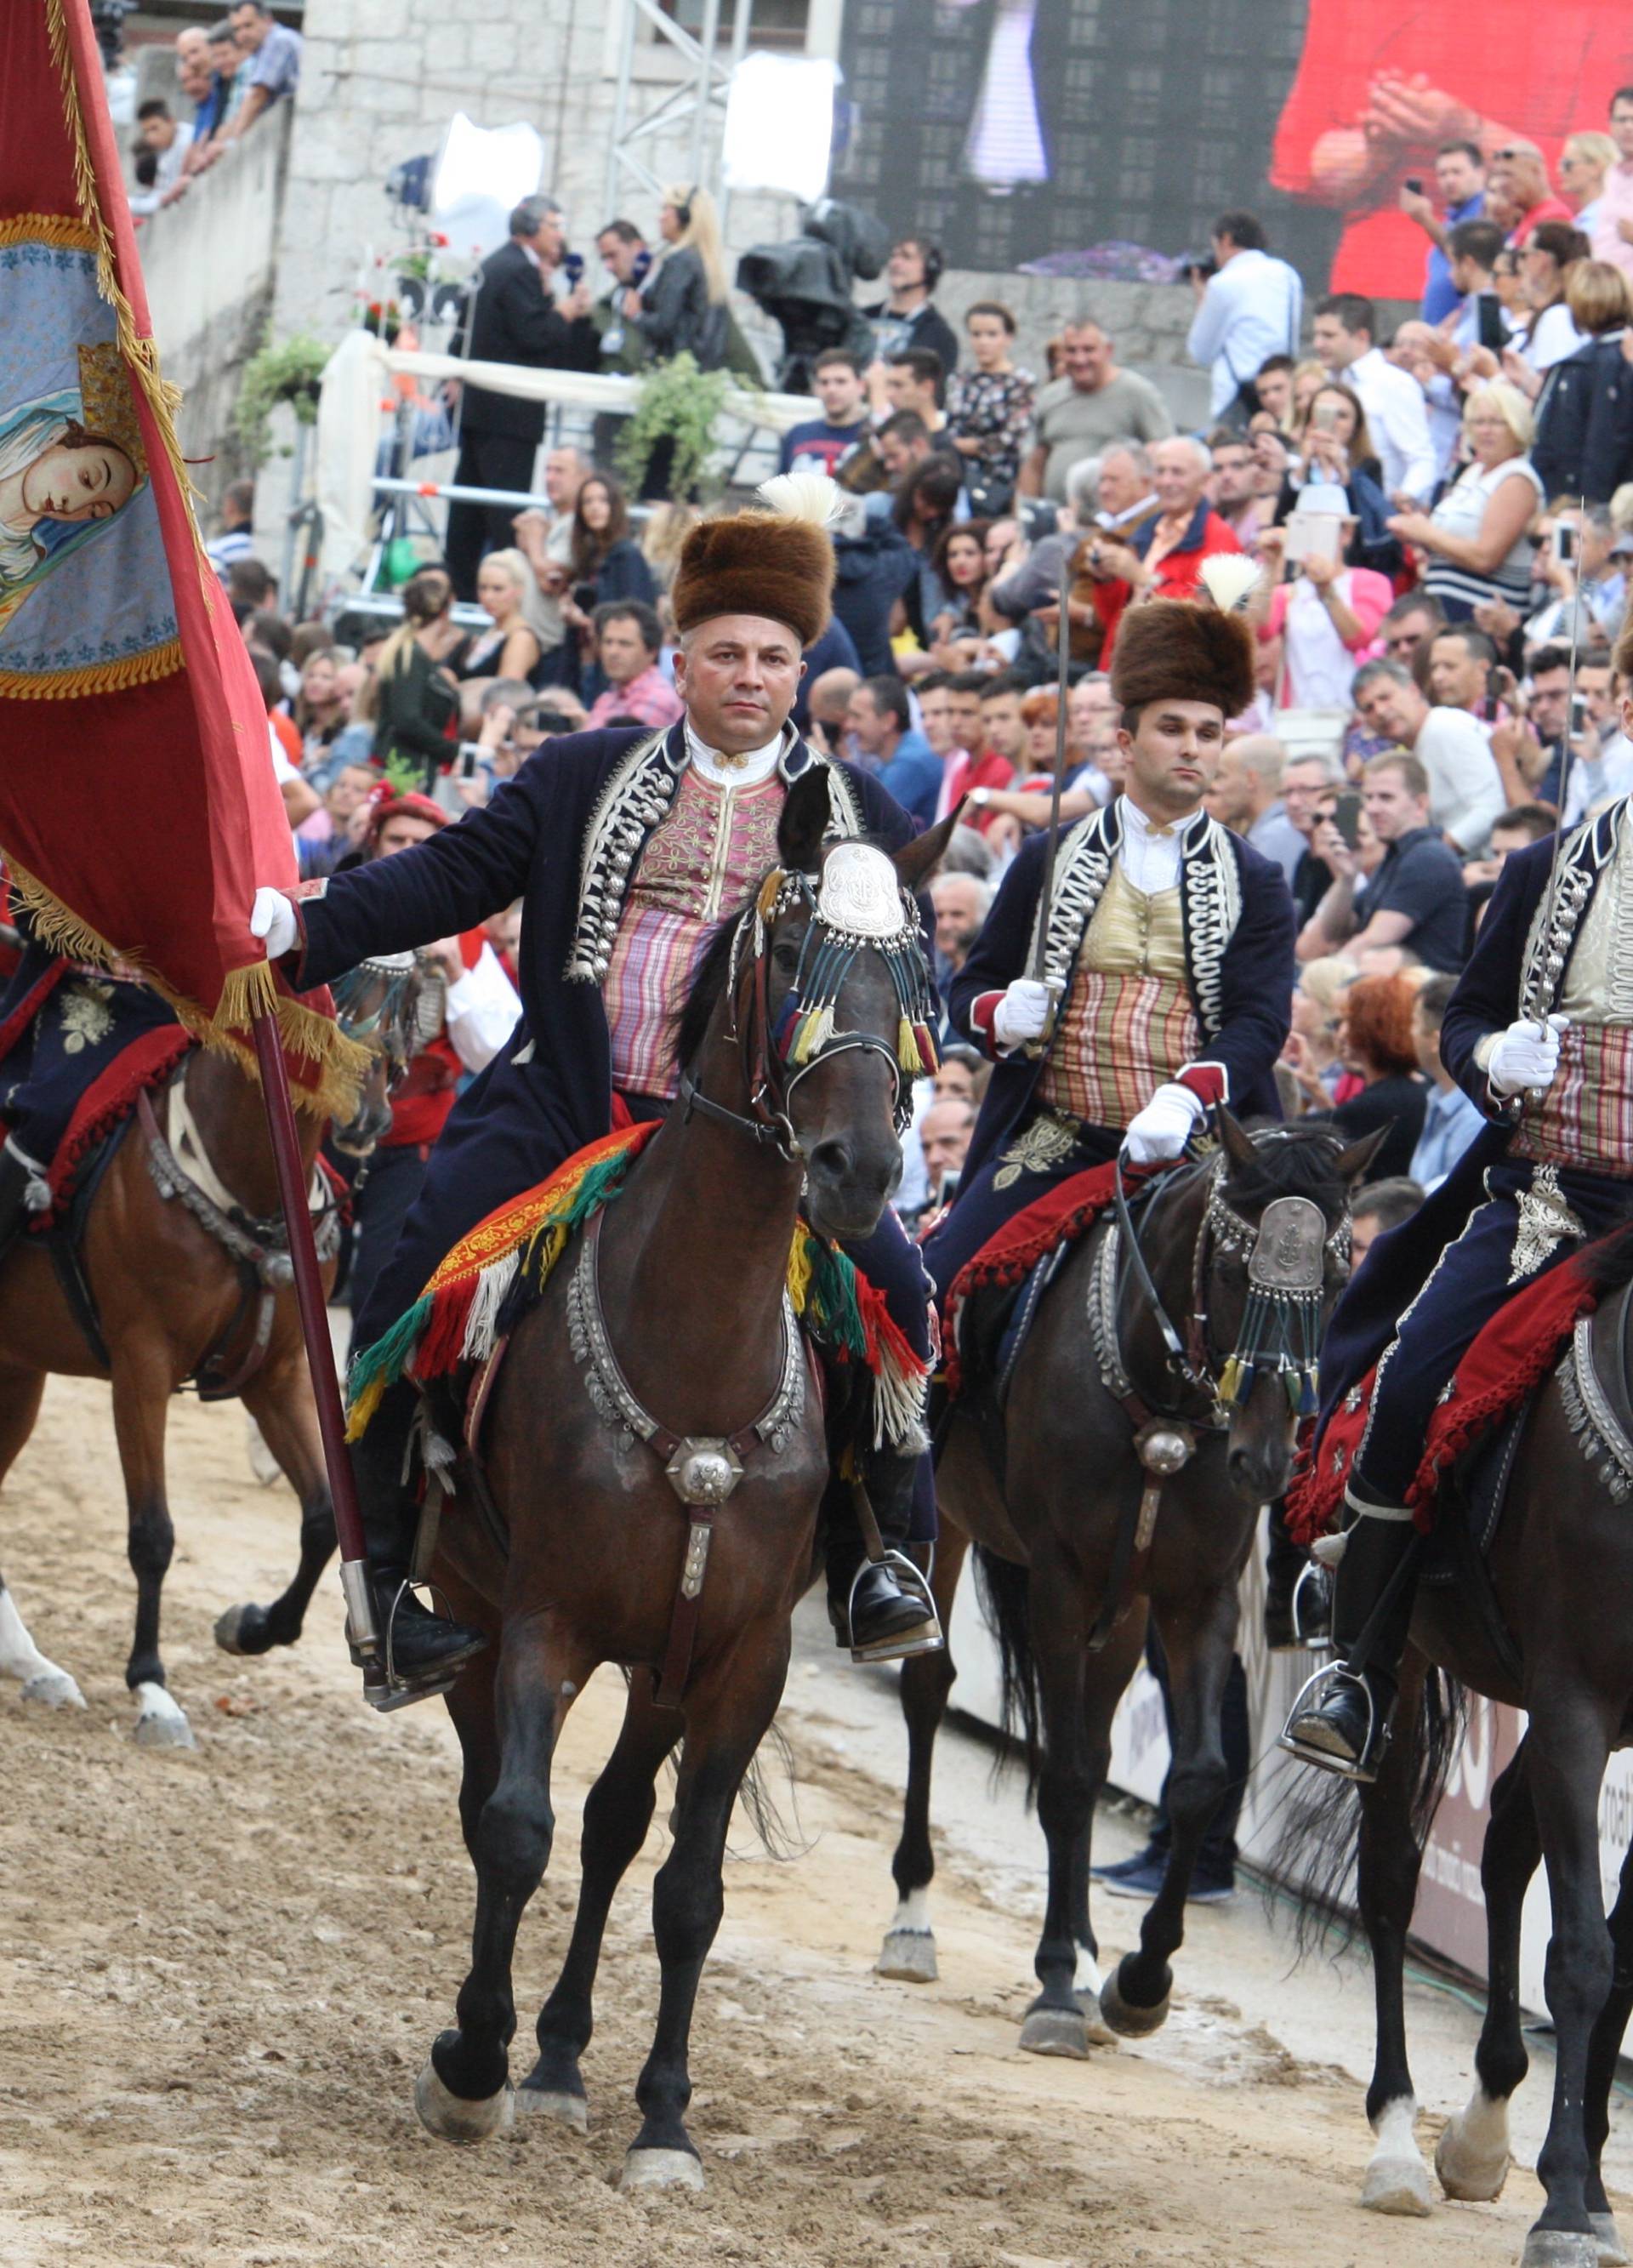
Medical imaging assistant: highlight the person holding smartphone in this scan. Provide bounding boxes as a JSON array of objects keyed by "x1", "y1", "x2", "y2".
[
  {"x1": 1254, "y1": 487, "x2": 1394, "y2": 708},
  {"x1": 1297, "y1": 754, "x2": 1469, "y2": 972},
  {"x1": 1388, "y1": 383, "x2": 1544, "y2": 621}
]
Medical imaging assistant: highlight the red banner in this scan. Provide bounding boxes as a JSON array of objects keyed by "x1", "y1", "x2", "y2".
[{"x1": 0, "y1": 1, "x2": 353, "y2": 1108}]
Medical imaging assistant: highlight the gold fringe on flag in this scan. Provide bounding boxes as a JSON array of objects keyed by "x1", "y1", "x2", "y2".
[
  {"x1": 3, "y1": 859, "x2": 367, "y2": 1124},
  {"x1": 0, "y1": 638, "x2": 185, "y2": 700}
]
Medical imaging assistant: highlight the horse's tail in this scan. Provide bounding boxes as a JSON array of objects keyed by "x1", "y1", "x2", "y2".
[
  {"x1": 1272, "y1": 1655, "x2": 1466, "y2": 1957},
  {"x1": 972, "y1": 1544, "x2": 1044, "y2": 1801}
]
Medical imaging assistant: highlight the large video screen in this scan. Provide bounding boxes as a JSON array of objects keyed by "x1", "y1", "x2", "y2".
[{"x1": 829, "y1": 0, "x2": 1631, "y2": 299}]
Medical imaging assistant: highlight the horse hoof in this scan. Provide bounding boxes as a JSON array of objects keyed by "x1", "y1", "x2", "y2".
[
  {"x1": 1018, "y1": 2004, "x2": 1090, "y2": 2059},
  {"x1": 213, "y1": 1604, "x2": 270, "y2": 1657},
  {"x1": 1075, "y1": 1987, "x2": 1118, "y2": 2048},
  {"x1": 1436, "y1": 2111, "x2": 1511, "y2": 2202},
  {"x1": 619, "y1": 2146, "x2": 704, "y2": 2194},
  {"x1": 1520, "y1": 2232, "x2": 1599, "y2": 2268},
  {"x1": 1592, "y1": 2212, "x2": 1628, "y2": 2265},
  {"x1": 1361, "y1": 2154, "x2": 1434, "y2": 2217},
  {"x1": 414, "y1": 2060, "x2": 514, "y2": 2144},
  {"x1": 133, "y1": 1684, "x2": 196, "y2": 1750},
  {"x1": 1098, "y1": 1964, "x2": 1170, "y2": 2037},
  {"x1": 516, "y1": 2084, "x2": 588, "y2": 2133},
  {"x1": 878, "y1": 1928, "x2": 939, "y2": 1983},
  {"x1": 20, "y1": 1667, "x2": 86, "y2": 1710}
]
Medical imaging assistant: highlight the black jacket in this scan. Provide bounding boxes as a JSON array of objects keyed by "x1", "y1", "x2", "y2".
[
  {"x1": 454, "y1": 239, "x2": 600, "y2": 443},
  {"x1": 1532, "y1": 333, "x2": 1633, "y2": 506},
  {"x1": 632, "y1": 244, "x2": 729, "y2": 371}
]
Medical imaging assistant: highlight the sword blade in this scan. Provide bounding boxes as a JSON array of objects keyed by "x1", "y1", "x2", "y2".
[
  {"x1": 1530, "y1": 499, "x2": 1588, "y2": 1016},
  {"x1": 1027, "y1": 582, "x2": 1075, "y2": 983}
]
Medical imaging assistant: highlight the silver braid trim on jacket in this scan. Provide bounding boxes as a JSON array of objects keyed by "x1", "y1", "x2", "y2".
[
  {"x1": 564, "y1": 730, "x2": 866, "y2": 987},
  {"x1": 1517, "y1": 801, "x2": 1622, "y2": 1023},
  {"x1": 1021, "y1": 802, "x2": 1243, "y2": 1040}
]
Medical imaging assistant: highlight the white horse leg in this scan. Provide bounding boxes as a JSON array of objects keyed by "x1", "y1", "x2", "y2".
[
  {"x1": 878, "y1": 1886, "x2": 940, "y2": 1982},
  {"x1": 1073, "y1": 1942, "x2": 1118, "y2": 2047},
  {"x1": 0, "y1": 1576, "x2": 85, "y2": 1709},
  {"x1": 133, "y1": 1678, "x2": 196, "y2": 1750},
  {"x1": 1436, "y1": 2082, "x2": 1514, "y2": 2201},
  {"x1": 1362, "y1": 2095, "x2": 1434, "y2": 2216}
]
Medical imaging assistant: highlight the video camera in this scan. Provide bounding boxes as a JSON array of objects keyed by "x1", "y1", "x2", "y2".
[{"x1": 736, "y1": 198, "x2": 891, "y2": 391}]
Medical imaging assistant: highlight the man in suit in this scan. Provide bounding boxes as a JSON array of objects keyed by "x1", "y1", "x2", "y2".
[{"x1": 446, "y1": 195, "x2": 599, "y2": 599}]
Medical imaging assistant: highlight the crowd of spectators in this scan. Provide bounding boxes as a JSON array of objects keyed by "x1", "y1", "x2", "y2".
[
  {"x1": 130, "y1": 9, "x2": 299, "y2": 217},
  {"x1": 208, "y1": 76, "x2": 1633, "y2": 1228}
]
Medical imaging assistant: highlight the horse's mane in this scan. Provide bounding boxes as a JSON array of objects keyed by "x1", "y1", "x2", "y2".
[
  {"x1": 1224, "y1": 1122, "x2": 1352, "y2": 1213},
  {"x1": 1578, "y1": 1212, "x2": 1633, "y2": 1296},
  {"x1": 673, "y1": 892, "x2": 756, "y2": 1073}
]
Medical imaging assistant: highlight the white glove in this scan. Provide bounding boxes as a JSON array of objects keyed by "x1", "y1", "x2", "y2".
[
  {"x1": 249, "y1": 886, "x2": 299, "y2": 960},
  {"x1": 1124, "y1": 1083, "x2": 1203, "y2": 1165},
  {"x1": 992, "y1": 977, "x2": 1055, "y2": 1051},
  {"x1": 1486, "y1": 1013, "x2": 1568, "y2": 1097}
]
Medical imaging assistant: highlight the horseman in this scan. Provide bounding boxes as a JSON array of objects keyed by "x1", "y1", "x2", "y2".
[
  {"x1": 922, "y1": 595, "x2": 1294, "y2": 1312},
  {"x1": 327, "y1": 789, "x2": 521, "y2": 1337},
  {"x1": 1285, "y1": 616, "x2": 1633, "y2": 1781},
  {"x1": 249, "y1": 478, "x2": 940, "y2": 1703}
]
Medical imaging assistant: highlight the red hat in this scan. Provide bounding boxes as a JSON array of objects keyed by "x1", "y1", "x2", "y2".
[{"x1": 364, "y1": 787, "x2": 447, "y2": 841}]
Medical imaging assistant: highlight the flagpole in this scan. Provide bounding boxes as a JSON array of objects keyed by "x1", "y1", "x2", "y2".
[{"x1": 248, "y1": 1010, "x2": 381, "y2": 1656}]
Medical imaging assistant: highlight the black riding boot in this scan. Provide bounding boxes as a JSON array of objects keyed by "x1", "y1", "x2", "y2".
[
  {"x1": 1281, "y1": 1487, "x2": 1420, "y2": 1781},
  {"x1": 348, "y1": 1379, "x2": 486, "y2": 1703},
  {"x1": 0, "y1": 1137, "x2": 48, "y2": 1268},
  {"x1": 1263, "y1": 1495, "x2": 1330, "y2": 1651},
  {"x1": 824, "y1": 1446, "x2": 939, "y2": 1661}
]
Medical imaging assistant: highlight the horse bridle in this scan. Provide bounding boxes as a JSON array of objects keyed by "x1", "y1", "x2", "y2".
[
  {"x1": 1114, "y1": 1145, "x2": 1350, "y2": 1422},
  {"x1": 327, "y1": 950, "x2": 424, "y2": 1080},
  {"x1": 678, "y1": 860, "x2": 934, "y2": 1167}
]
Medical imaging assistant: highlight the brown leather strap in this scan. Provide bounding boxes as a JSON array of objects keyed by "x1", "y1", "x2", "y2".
[
  {"x1": 652, "y1": 1507, "x2": 718, "y2": 1710},
  {"x1": 848, "y1": 1472, "x2": 888, "y2": 1564}
]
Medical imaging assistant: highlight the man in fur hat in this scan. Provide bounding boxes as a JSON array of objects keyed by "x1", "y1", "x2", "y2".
[
  {"x1": 251, "y1": 479, "x2": 940, "y2": 1702},
  {"x1": 923, "y1": 594, "x2": 1296, "y2": 1304},
  {"x1": 1283, "y1": 614, "x2": 1633, "y2": 1782}
]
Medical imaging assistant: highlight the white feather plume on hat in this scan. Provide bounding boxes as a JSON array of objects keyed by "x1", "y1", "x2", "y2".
[{"x1": 756, "y1": 471, "x2": 844, "y2": 526}]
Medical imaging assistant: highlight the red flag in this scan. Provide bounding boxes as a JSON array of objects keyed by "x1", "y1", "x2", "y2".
[{"x1": 0, "y1": 0, "x2": 358, "y2": 1112}]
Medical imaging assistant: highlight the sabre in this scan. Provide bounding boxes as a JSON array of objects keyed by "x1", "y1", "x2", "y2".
[
  {"x1": 1527, "y1": 499, "x2": 1588, "y2": 1060},
  {"x1": 1027, "y1": 569, "x2": 1076, "y2": 989}
]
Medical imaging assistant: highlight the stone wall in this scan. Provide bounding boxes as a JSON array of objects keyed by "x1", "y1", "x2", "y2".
[{"x1": 129, "y1": 106, "x2": 294, "y2": 510}]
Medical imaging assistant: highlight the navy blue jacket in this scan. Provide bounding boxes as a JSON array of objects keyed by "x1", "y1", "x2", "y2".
[
  {"x1": 1532, "y1": 336, "x2": 1633, "y2": 507},
  {"x1": 293, "y1": 724, "x2": 913, "y2": 1335},
  {"x1": 947, "y1": 802, "x2": 1295, "y2": 1187},
  {"x1": 1316, "y1": 821, "x2": 1606, "y2": 1422}
]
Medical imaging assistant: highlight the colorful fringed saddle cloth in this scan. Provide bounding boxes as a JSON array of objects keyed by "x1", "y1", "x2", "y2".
[
  {"x1": 1286, "y1": 1245, "x2": 1610, "y2": 1546},
  {"x1": 345, "y1": 1121, "x2": 929, "y2": 1451}
]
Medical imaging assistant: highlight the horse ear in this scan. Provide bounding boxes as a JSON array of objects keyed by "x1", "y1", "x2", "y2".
[
  {"x1": 777, "y1": 766, "x2": 833, "y2": 874},
  {"x1": 894, "y1": 802, "x2": 964, "y2": 892},
  {"x1": 1334, "y1": 1124, "x2": 1392, "y2": 1188},
  {"x1": 1215, "y1": 1104, "x2": 1257, "y2": 1174}
]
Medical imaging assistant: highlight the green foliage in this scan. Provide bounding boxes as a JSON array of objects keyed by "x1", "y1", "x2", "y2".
[
  {"x1": 614, "y1": 352, "x2": 737, "y2": 503},
  {"x1": 381, "y1": 752, "x2": 421, "y2": 798},
  {"x1": 235, "y1": 334, "x2": 332, "y2": 466}
]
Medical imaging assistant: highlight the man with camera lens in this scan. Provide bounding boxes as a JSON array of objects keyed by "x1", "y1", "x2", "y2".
[{"x1": 1185, "y1": 211, "x2": 1304, "y2": 422}]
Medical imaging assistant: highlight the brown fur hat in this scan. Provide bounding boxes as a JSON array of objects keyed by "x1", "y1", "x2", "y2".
[
  {"x1": 1110, "y1": 597, "x2": 1255, "y2": 723},
  {"x1": 671, "y1": 473, "x2": 836, "y2": 648}
]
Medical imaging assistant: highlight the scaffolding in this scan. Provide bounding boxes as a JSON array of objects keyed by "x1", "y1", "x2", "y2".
[{"x1": 604, "y1": 0, "x2": 754, "y2": 226}]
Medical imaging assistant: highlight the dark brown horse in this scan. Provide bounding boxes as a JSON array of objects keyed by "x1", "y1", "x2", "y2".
[
  {"x1": 412, "y1": 777, "x2": 949, "y2": 2187},
  {"x1": 1286, "y1": 1232, "x2": 1633, "y2": 2268},
  {"x1": 880, "y1": 1117, "x2": 1377, "y2": 2051},
  {"x1": 0, "y1": 960, "x2": 411, "y2": 1747}
]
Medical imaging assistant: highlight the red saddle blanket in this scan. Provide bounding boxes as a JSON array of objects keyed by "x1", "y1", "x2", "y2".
[
  {"x1": 1286, "y1": 1247, "x2": 1607, "y2": 1545},
  {"x1": 943, "y1": 1158, "x2": 1157, "y2": 1395}
]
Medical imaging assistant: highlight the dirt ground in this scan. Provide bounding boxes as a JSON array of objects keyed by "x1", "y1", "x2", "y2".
[{"x1": 0, "y1": 1375, "x2": 1620, "y2": 2267}]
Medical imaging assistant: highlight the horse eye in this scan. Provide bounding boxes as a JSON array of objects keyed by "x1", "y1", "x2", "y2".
[{"x1": 771, "y1": 938, "x2": 801, "y2": 973}]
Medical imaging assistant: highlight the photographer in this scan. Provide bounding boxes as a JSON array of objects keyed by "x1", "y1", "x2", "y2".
[{"x1": 1185, "y1": 211, "x2": 1303, "y2": 423}]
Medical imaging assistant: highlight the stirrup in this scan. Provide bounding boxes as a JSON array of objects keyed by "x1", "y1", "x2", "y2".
[
  {"x1": 1290, "y1": 1560, "x2": 1334, "y2": 1655},
  {"x1": 1276, "y1": 1664, "x2": 1384, "y2": 1784},
  {"x1": 350, "y1": 1576, "x2": 469, "y2": 1714},
  {"x1": 845, "y1": 1550, "x2": 945, "y2": 1666}
]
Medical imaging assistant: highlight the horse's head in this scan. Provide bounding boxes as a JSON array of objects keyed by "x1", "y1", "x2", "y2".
[
  {"x1": 1203, "y1": 1110, "x2": 1386, "y2": 1503},
  {"x1": 327, "y1": 950, "x2": 428, "y2": 1157},
  {"x1": 682, "y1": 767, "x2": 954, "y2": 1243}
]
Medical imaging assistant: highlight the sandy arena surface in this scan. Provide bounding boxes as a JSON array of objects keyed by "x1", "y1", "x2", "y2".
[{"x1": 3, "y1": 1373, "x2": 1629, "y2": 2268}]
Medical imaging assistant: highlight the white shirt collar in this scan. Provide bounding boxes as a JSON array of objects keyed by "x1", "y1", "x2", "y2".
[
  {"x1": 520, "y1": 242, "x2": 542, "y2": 271},
  {"x1": 1116, "y1": 793, "x2": 1198, "y2": 891},
  {"x1": 684, "y1": 718, "x2": 790, "y2": 789}
]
